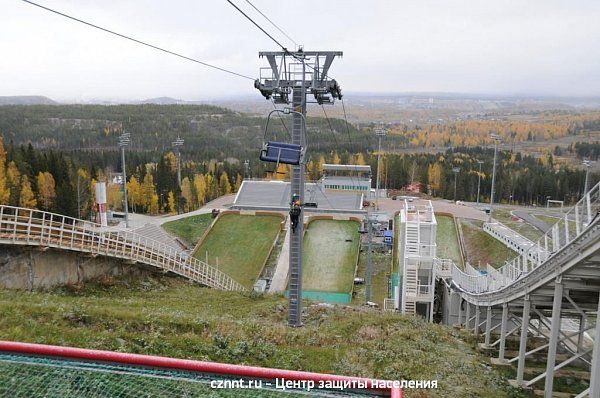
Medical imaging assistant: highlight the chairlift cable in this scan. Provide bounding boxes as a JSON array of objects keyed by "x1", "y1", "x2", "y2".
[
  {"x1": 225, "y1": 0, "x2": 288, "y2": 51},
  {"x1": 225, "y1": 0, "x2": 337, "y2": 82},
  {"x1": 341, "y1": 98, "x2": 356, "y2": 156},
  {"x1": 270, "y1": 99, "x2": 290, "y2": 136},
  {"x1": 321, "y1": 104, "x2": 361, "y2": 193},
  {"x1": 244, "y1": 0, "x2": 298, "y2": 48},
  {"x1": 21, "y1": 0, "x2": 255, "y2": 81}
]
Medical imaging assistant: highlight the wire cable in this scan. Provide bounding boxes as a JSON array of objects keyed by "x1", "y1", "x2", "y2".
[
  {"x1": 244, "y1": 0, "x2": 297, "y2": 48},
  {"x1": 21, "y1": 0, "x2": 254, "y2": 80},
  {"x1": 270, "y1": 99, "x2": 290, "y2": 136},
  {"x1": 320, "y1": 104, "x2": 339, "y2": 148},
  {"x1": 225, "y1": 0, "x2": 336, "y2": 82},
  {"x1": 321, "y1": 104, "x2": 361, "y2": 192},
  {"x1": 341, "y1": 98, "x2": 356, "y2": 155},
  {"x1": 225, "y1": 0, "x2": 288, "y2": 51}
]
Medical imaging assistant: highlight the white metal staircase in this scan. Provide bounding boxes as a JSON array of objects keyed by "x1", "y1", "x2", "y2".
[{"x1": 405, "y1": 222, "x2": 420, "y2": 257}]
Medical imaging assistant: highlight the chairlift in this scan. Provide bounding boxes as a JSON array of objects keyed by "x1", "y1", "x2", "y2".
[{"x1": 259, "y1": 109, "x2": 307, "y2": 171}]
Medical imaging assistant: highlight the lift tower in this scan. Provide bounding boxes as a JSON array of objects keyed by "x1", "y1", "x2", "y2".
[{"x1": 255, "y1": 50, "x2": 343, "y2": 327}]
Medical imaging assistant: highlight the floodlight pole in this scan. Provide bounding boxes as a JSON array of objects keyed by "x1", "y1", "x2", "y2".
[
  {"x1": 375, "y1": 128, "x2": 386, "y2": 209},
  {"x1": 172, "y1": 137, "x2": 184, "y2": 214},
  {"x1": 583, "y1": 159, "x2": 592, "y2": 196},
  {"x1": 476, "y1": 160, "x2": 483, "y2": 205},
  {"x1": 453, "y1": 167, "x2": 460, "y2": 202},
  {"x1": 255, "y1": 50, "x2": 343, "y2": 327},
  {"x1": 489, "y1": 134, "x2": 501, "y2": 221},
  {"x1": 118, "y1": 132, "x2": 130, "y2": 228}
]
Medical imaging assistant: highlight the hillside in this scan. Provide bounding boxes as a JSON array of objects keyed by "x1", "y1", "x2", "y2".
[
  {"x1": 0, "y1": 104, "x2": 366, "y2": 160},
  {"x1": 0, "y1": 96, "x2": 57, "y2": 105},
  {"x1": 0, "y1": 274, "x2": 525, "y2": 397}
]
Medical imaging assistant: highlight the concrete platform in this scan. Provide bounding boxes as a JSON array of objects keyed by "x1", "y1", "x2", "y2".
[{"x1": 233, "y1": 180, "x2": 363, "y2": 212}]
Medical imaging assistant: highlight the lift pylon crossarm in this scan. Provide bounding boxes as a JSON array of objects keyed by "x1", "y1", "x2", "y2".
[{"x1": 255, "y1": 50, "x2": 343, "y2": 105}]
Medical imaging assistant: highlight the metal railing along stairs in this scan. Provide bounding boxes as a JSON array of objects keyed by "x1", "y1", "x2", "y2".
[{"x1": 0, "y1": 206, "x2": 246, "y2": 292}]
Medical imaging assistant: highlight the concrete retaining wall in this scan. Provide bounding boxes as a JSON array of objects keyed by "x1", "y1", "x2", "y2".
[{"x1": 0, "y1": 246, "x2": 151, "y2": 290}]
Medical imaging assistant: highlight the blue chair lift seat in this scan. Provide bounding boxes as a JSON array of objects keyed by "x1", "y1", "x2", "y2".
[{"x1": 260, "y1": 141, "x2": 303, "y2": 165}]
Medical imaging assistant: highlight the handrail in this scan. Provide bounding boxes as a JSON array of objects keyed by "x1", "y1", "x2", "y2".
[
  {"x1": 451, "y1": 181, "x2": 600, "y2": 294},
  {"x1": 0, "y1": 205, "x2": 246, "y2": 292}
]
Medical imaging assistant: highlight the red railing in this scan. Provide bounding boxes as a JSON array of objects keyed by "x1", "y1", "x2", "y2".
[{"x1": 0, "y1": 341, "x2": 401, "y2": 397}]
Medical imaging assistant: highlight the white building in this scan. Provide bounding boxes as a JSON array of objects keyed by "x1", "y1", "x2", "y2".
[
  {"x1": 396, "y1": 200, "x2": 437, "y2": 320},
  {"x1": 320, "y1": 164, "x2": 372, "y2": 195}
]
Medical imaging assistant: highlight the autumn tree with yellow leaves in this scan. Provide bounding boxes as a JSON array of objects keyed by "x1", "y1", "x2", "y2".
[{"x1": 36, "y1": 172, "x2": 56, "y2": 210}]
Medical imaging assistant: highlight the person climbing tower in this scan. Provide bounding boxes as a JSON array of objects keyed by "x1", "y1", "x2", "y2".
[{"x1": 289, "y1": 193, "x2": 302, "y2": 233}]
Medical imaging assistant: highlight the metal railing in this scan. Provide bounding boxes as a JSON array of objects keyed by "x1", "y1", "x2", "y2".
[
  {"x1": 483, "y1": 221, "x2": 548, "y2": 263},
  {"x1": 434, "y1": 258, "x2": 453, "y2": 277},
  {"x1": 417, "y1": 284, "x2": 432, "y2": 295},
  {"x1": 451, "y1": 182, "x2": 600, "y2": 294},
  {"x1": 0, "y1": 206, "x2": 246, "y2": 292}
]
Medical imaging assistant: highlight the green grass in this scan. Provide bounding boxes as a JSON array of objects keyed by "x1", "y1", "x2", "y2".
[
  {"x1": 302, "y1": 220, "x2": 360, "y2": 293},
  {"x1": 352, "y1": 251, "x2": 390, "y2": 307},
  {"x1": 533, "y1": 214, "x2": 561, "y2": 227},
  {"x1": 162, "y1": 213, "x2": 214, "y2": 247},
  {"x1": 492, "y1": 208, "x2": 544, "y2": 242},
  {"x1": 435, "y1": 215, "x2": 464, "y2": 267},
  {"x1": 0, "y1": 274, "x2": 526, "y2": 398},
  {"x1": 460, "y1": 219, "x2": 516, "y2": 268},
  {"x1": 193, "y1": 214, "x2": 282, "y2": 289}
]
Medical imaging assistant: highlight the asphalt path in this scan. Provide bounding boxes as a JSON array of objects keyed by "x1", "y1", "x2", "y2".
[{"x1": 512, "y1": 210, "x2": 552, "y2": 233}]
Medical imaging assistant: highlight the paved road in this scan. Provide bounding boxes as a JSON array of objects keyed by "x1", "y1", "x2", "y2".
[
  {"x1": 374, "y1": 197, "x2": 488, "y2": 221},
  {"x1": 125, "y1": 194, "x2": 237, "y2": 228},
  {"x1": 512, "y1": 210, "x2": 552, "y2": 233}
]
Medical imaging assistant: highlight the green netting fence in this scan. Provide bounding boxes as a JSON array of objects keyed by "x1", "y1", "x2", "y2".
[{"x1": 0, "y1": 342, "x2": 399, "y2": 398}]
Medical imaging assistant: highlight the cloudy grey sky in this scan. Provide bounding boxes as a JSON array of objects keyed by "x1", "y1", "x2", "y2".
[{"x1": 1, "y1": 0, "x2": 599, "y2": 101}]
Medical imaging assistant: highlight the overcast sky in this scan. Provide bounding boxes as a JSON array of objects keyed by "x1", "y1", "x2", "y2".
[{"x1": 1, "y1": 0, "x2": 599, "y2": 101}]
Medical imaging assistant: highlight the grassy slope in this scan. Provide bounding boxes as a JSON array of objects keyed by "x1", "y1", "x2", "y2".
[
  {"x1": 460, "y1": 219, "x2": 516, "y2": 268},
  {"x1": 0, "y1": 275, "x2": 524, "y2": 398},
  {"x1": 162, "y1": 213, "x2": 214, "y2": 247},
  {"x1": 533, "y1": 214, "x2": 560, "y2": 226},
  {"x1": 352, "y1": 251, "x2": 390, "y2": 307},
  {"x1": 492, "y1": 208, "x2": 543, "y2": 242},
  {"x1": 302, "y1": 220, "x2": 360, "y2": 293},
  {"x1": 435, "y1": 215, "x2": 463, "y2": 267},
  {"x1": 193, "y1": 214, "x2": 282, "y2": 289}
]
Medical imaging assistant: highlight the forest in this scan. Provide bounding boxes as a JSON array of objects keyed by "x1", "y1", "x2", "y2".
[{"x1": 0, "y1": 104, "x2": 597, "y2": 219}]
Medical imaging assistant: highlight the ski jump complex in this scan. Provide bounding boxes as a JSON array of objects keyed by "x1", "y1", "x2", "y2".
[{"x1": 0, "y1": 182, "x2": 599, "y2": 397}]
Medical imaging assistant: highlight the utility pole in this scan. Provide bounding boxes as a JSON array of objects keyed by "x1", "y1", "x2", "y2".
[
  {"x1": 476, "y1": 160, "x2": 483, "y2": 205},
  {"x1": 255, "y1": 49, "x2": 343, "y2": 327},
  {"x1": 365, "y1": 212, "x2": 373, "y2": 304},
  {"x1": 375, "y1": 128, "x2": 386, "y2": 210},
  {"x1": 118, "y1": 132, "x2": 130, "y2": 228},
  {"x1": 452, "y1": 167, "x2": 460, "y2": 202},
  {"x1": 489, "y1": 133, "x2": 501, "y2": 221}
]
